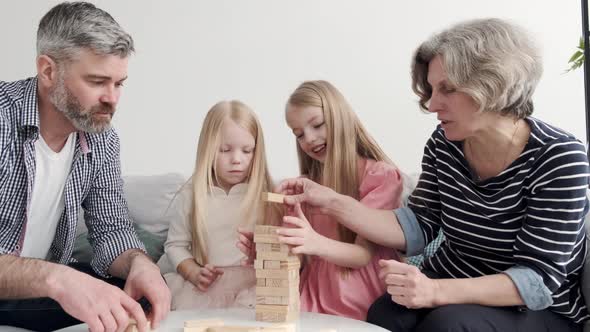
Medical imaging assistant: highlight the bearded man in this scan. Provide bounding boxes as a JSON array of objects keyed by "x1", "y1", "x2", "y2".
[{"x1": 0, "y1": 2, "x2": 170, "y2": 331}]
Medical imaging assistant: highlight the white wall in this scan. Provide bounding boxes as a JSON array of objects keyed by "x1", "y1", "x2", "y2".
[{"x1": 0, "y1": 0, "x2": 585, "y2": 179}]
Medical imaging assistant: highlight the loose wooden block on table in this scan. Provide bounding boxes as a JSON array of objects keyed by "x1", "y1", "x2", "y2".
[
  {"x1": 125, "y1": 319, "x2": 151, "y2": 332},
  {"x1": 184, "y1": 318, "x2": 224, "y2": 332}
]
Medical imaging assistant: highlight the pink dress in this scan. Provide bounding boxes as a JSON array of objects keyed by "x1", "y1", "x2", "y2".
[{"x1": 299, "y1": 159, "x2": 403, "y2": 320}]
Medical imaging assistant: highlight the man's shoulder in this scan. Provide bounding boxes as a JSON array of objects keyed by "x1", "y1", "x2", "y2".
[
  {"x1": 83, "y1": 127, "x2": 121, "y2": 159},
  {"x1": 0, "y1": 78, "x2": 34, "y2": 109}
]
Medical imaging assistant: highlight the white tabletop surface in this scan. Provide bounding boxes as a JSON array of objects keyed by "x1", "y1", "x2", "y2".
[{"x1": 56, "y1": 308, "x2": 388, "y2": 332}]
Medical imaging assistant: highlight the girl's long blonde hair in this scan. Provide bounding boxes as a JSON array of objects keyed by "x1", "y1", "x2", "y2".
[
  {"x1": 287, "y1": 80, "x2": 393, "y2": 245},
  {"x1": 189, "y1": 100, "x2": 278, "y2": 266}
]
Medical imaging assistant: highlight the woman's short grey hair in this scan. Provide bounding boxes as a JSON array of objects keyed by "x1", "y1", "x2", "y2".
[
  {"x1": 411, "y1": 18, "x2": 542, "y2": 118},
  {"x1": 37, "y1": 2, "x2": 134, "y2": 63}
]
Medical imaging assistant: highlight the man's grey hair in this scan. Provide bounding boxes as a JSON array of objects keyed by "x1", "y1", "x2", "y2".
[
  {"x1": 411, "y1": 18, "x2": 542, "y2": 118},
  {"x1": 37, "y1": 1, "x2": 134, "y2": 63}
]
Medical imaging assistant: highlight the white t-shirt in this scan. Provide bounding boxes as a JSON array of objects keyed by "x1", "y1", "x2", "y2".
[{"x1": 21, "y1": 133, "x2": 76, "y2": 259}]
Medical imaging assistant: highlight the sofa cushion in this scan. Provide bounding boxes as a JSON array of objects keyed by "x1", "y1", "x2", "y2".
[
  {"x1": 72, "y1": 225, "x2": 167, "y2": 263},
  {"x1": 76, "y1": 173, "x2": 186, "y2": 236},
  {"x1": 72, "y1": 173, "x2": 186, "y2": 263}
]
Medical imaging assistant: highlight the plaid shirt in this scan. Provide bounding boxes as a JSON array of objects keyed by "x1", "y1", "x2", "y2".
[{"x1": 0, "y1": 77, "x2": 145, "y2": 277}]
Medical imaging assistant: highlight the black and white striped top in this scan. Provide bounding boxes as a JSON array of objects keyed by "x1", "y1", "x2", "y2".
[{"x1": 405, "y1": 117, "x2": 590, "y2": 323}]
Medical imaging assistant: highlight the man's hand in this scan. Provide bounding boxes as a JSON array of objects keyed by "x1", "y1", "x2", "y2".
[
  {"x1": 47, "y1": 265, "x2": 148, "y2": 332},
  {"x1": 123, "y1": 253, "x2": 171, "y2": 329}
]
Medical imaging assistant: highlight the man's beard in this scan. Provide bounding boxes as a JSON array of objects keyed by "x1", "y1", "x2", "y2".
[{"x1": 48, "y1": 77, "x2": 115, "y2": 134}]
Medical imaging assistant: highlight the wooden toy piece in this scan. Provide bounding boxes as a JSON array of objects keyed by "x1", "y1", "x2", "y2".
[
  {"x1": 256, "y1": 243, "x2": 289, "y2": 254},
  {"x1": 255, "y1": 225, "x2": 278, "y2": 234},
  {"x1": 256, "y1": 295, "x2": 299, "y2": 305},
  {"x1": 125, "y1": 319, "x2": 151, "y2": 332},
  {"x1": 262, "y1": 192, "x2": 285, "y2": 204},
  {"x1": 206, "y1": 327, "x2": 259, "y2": 332},
  {"x1": 259, "y1": 259, "x2": 300, "y2": 271},
  {"x1": 255, "y1": 310, "x2": 298, "y2": 323},
  {"x1": 253, "y1": 233, "x2": 281, "y2": 244},
  {"x1": 185, "y1": 318, "x2": 225, "y2": 328},
  {"x1": 254, "y1": 226, "x2": 300, "y2": 324},
  {"x1": 184, "y1": 318, "x2": 225, "y2": 331},
  {"x1": 256, "y1": 285, "x2": 299, "y2": 297},
  {"x1": 206, "y1": 324, "x2": 295, "y2": 332},
  {"x1": 255, "y1": 268, "x2": 299, "y2": 280},
  {"x1": 256, "y1": 250, "x2": 297, "y2": 261}
]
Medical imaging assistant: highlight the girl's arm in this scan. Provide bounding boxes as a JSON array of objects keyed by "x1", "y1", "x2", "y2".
[
  {"x1": 162, "y1": 189, "x2": 195, "y2": 273},
  {"x1": 277, "y1": 203, "x2": 373, "y2": 268},
  {"x1": 276, "y1": 177, "x2": 407, "y2": 250}
]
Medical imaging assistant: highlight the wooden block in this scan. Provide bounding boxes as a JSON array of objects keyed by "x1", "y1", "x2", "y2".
[
  {"x1": 261, "y1": 260, "x2": 300, "y2": 270},
  {"x1": 256, "y1": 278, "x2": 266, "y2": 287},
  {"x1": 253, "y1": 233, "x2": 280, "y2": 244},
  {"x1": 263, "y1": 192, "x2": 285, "y2": 204},
  {"x1": 126, "y1": 319, "x2": 151, "y2": 332},
  {"x1": 255, "y1": 310, "x2": 298, "y2": 323},
  {"x1": 256, "y1": 268, "x2": 299, "y2": 280},
  {"x1": 206, "y1": 325, "x2": 295, "y2": 332},
  {"x1": 254, "y1": 259, "x2": 264, "y2": 269},
  {"x1": 271, "y1": 243, "x2": 290, "y2": 253},
  {"x1": 185, "y1": 318, "x2": 225, "y2": 328},
  {"x1": 185, "y1": 328, "x2": 208, "y2": 332},
  {"x1": 255, "y1": 225, "x2": 279, "y2": 234},
  {"x1": 256, "y1": 251, "x2": 298, "y2": 261},
  {"x1": 263, "y1": 260, "x2": 280, "y2": 269},
  {"x1": 257, "y1": 242, "x2": 289, "y2": 253},
  {"x1": 206, "y1": 327, "x2": 259, "y2": 332},
  {"x1": 256, "y1": 295, "x2": 298, "y2": 305},
  {"x1": 256, "y1": 303, "x2": 299, "y2": 314},
  {"x1": 256, "y1": 286, "x2": 298, "y2": 297},
  {"x1": 256, "y1": 243, "x2": 273, "y2": 252},
  {"x1": 265, "y1": 278, "x2": 292, "y2": 288}
]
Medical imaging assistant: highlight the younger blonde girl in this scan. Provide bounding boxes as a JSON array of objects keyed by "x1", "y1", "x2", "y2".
[{"x1": 158, "y1": 100, "x2": 277, "y2": 310}]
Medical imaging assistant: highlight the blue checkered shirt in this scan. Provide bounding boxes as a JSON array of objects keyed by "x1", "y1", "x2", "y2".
[{"x1": 0, "y1": 77, "x2": 145, "y2": 277}]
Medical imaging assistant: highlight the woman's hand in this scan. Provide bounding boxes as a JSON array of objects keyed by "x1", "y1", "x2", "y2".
[
  {"x1": 379, "y1": 259, "x2": 440, "y2": 309},
  {"x1": 275, "y1": 178, "x2": 340, "y2": 215},
  {"x1": 276, "y1": 203, "x2": 326, "y2": 256}
]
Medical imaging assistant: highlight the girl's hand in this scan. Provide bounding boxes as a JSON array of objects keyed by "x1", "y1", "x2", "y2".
[
  {"x1": 378, "y1": 259, "x2": 440, "y2": 309},
  {"x1": 188, "y1": 264, "x2": 224, "y2": 292},
  {"x1": 276, "y1": 203, "x2": 325, "y2": 256},
  {"x1": 236, "y1": 228, "x2": 255, "y2": 266}
]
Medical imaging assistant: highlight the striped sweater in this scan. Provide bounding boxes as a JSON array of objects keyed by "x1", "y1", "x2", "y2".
[{"x1": 404, "y1": 117, "x2": 589, "y2": 323}]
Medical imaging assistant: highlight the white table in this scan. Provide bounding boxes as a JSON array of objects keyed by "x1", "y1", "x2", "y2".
[{"x1": 56, "y1": 308, "x2": 388, "y2": 332}]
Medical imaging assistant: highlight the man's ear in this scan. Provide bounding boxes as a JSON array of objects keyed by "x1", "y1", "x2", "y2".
[{"x1": 36, "y1": 55, "x2": 59, "y2": 88}]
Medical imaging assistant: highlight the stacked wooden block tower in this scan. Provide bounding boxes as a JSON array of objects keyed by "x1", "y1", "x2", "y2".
[{"x1": 254, "y1": 224, "x2": 300, "y2": 323}]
